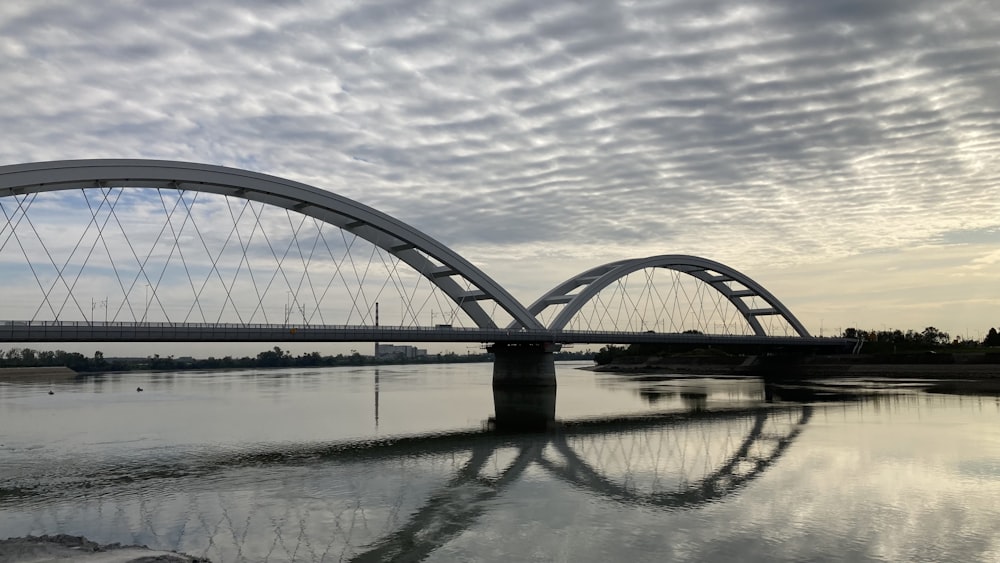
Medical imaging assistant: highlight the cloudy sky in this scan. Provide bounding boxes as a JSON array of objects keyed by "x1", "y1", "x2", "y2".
[{"x1": 3, "y1": 0, "x2": 1000, "y2": 342}]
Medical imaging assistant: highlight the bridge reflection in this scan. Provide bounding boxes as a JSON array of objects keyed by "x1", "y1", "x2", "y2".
[
  {"x1": 355, "y1": 391, "x2": 812, "y2": 562},
  {"x1": 2, "y1": 393, "x2": 816, "y2": 562}
]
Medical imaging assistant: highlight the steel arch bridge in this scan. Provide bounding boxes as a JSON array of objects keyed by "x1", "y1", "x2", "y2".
[{"x1": 0, "y1": 159, "x2": 848, "y2": 351}]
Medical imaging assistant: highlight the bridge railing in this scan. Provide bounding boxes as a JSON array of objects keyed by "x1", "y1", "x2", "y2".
[{"x1": 0, "y1": 320, "x2": 551, "y2": 343}]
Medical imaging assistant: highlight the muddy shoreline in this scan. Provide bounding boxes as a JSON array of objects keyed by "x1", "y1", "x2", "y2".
[
  {"x1": 0, "y1": 534, "x2": 207, "y2": 562},
  {"x1": 591, "y1": 358, "x2": 1000, "y2": 395},
  {"x1": 0, "y1": 366, "x2": 81, "y2": 382},
  {"x1": 593, "y1": 362, "x2": 1000, "y2": 378}
]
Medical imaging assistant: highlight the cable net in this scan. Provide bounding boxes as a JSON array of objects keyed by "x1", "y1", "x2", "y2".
[
  {"x1": 0, "y1": 188, "x2": 499, "y2": 328},
  {"x1": 544, "y1": 267, "x2": 798, "y2": 336}
]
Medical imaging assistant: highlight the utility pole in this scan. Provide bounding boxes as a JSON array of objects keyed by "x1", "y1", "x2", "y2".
[{"x1": 374, "y1": 302, "x2": 379, "y2": 358}]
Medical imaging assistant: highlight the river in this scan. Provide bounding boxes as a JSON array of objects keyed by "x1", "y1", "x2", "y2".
[{"x1": 2, "y1": 362, "x2": 1000, "y2": 562}]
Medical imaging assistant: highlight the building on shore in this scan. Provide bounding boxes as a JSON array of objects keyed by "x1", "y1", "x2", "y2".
[{"x1": 375, "y1": 344, "x2": 428, "y2": 360}]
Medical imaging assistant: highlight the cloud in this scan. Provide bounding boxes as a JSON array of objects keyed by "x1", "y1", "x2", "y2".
[{"x1": 3, "y1": 0, "x2": 1000, "y2": 335}]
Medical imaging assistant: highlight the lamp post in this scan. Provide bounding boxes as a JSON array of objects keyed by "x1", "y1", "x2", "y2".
[{"x1": 91, "y1": 297, "x2": 108, "y2": 325}]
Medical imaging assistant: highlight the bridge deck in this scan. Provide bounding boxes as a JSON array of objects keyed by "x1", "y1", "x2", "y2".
[{"x1": 0, "y1": 320, "x2": 854, "y2": 348}]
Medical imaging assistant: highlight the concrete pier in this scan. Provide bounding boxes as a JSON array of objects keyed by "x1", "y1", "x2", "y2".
[{"x1": 489, "y1": 341, "x2": 558, "y2": 387}]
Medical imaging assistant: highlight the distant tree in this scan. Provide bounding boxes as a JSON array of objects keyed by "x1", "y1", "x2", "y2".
[
  {"x1": 921, "y1": 326, "x2": 949, "y2": 346},
  {"x1": 256, "y1": 346, "x2": 290, "y2": 367},
  {"x1": 594, "y1": 345, "x2": 628, "y2": 365},
  {"x1": 986, "y1": 327, "x2": 1000, "y2": 347}
]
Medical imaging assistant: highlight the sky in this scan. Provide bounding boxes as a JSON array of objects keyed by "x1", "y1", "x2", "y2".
[{"x1": 3, "y1": 0, "x2": 1000, "y2": 355}]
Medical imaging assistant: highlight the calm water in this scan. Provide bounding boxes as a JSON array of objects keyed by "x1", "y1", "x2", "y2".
[{"x1": 2, "y1": 362, "x2": 1000, "y2": 562}]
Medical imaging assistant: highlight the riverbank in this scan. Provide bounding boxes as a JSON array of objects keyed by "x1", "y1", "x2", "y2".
[
  {"x1": 591, "y1": 355, "x2": 1000, "y2": 395},
  {"x1": 0, "y1": 366, "x2": 80, "y2": 382},
  {"x1": 593, "y1": 352, "x2": 1000, "y2": 377},
  {"x1": 0, "y1": 534, "x2": 207, "y2": 562}
]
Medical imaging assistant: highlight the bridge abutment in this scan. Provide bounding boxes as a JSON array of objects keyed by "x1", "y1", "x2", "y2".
[{"x1": 489, "y1": 342, "x2": 558, "y2": 387}]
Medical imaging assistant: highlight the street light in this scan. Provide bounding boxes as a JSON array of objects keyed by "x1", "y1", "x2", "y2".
[{"x1": 91, "y1": 297, "x2": 108, "y2": 325}]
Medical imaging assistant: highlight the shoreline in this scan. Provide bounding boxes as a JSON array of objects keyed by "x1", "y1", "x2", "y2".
[
  {"x1": 591, "y1": 361, "x2": 1000, "y2": 395},
  {"x1": 0, "y1": 366, "x2": 81, "y2": 382},
  {"x1": 0, "y1": 534, "x2": 207, "y2": 562},
  {"x1": 592, "y1": 362, "x2": 1000, "y2": 379}
]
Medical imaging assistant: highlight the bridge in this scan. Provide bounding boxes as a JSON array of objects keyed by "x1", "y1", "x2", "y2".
[{"x1": 0, "y1": 159, "x2": 854, "y2": 384}]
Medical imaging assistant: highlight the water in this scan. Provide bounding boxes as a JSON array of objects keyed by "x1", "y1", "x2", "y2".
[{"x1": 2, "y1": 362, "x2": 1000, "y2": 562}]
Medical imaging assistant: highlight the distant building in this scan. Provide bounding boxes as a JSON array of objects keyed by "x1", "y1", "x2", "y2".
[{"x1": 375, "y1": 344, "x2": 427, "y2": 360}]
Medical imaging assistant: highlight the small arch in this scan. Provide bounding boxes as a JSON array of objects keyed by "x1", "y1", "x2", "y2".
[{"x1": 524, "y1": 254, "x2": 810, "y2": 336}]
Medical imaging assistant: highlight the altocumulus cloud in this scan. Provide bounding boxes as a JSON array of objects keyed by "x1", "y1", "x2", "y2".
[{"x1": 3, "y1": 0, "x2": 1000, "y2": 332}]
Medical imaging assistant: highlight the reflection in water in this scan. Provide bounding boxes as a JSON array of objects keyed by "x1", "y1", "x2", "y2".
[
  {"x1": 491, "y1": 386, "x2": 557, "y2": 432},
  {"x1": 680, "y1": 391, "x2": 709, "y2": 410},
  {"x1": 1, "y1": 388, "x2": 812, "y2": 562},
  {"x1": 6, "y1": 367, "x2": 1000, "y2": 562}
]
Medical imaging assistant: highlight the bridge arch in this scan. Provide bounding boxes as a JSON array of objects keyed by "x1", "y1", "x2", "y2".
[
  {"x1": 0, "y1": 159, "x2": 542, "y2": 329},
  {"x1": 523, "y1": 254, "x2": 810, "y2": 336}
]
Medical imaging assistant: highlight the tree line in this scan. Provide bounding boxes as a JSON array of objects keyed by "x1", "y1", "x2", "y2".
[
  {"x1": 842, "y1": 326, "x2": 995, "y2": 353},
  {"x1": 0, "y1": 346, "x2": 595, "y2": 372},
  {"x1": 593, "y1": 325, "x2": 1000, "y2": 365}
]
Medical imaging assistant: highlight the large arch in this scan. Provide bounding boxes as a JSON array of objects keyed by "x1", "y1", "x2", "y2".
[
  {"x1": 523, "y1": 254, "x2": 810, "y2": 336},
  {"x1": 0, "y1": 159, "x2": 542, "y2": 329}
]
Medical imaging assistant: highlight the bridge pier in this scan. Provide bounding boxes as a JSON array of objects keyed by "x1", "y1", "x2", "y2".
[{"x1": 488, "y1": 342, "x2": 558, "y2": 387}]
